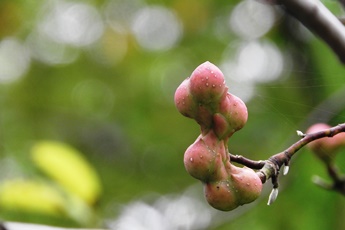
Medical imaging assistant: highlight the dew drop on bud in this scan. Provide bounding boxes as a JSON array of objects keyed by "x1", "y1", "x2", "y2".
[{"x1": 190, "y1": 157, "x2": 193, "y2": 162}]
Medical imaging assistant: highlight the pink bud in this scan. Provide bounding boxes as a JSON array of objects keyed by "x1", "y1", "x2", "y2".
[
  {"x1": 230, "y1": 165, "x2": 263, "y2": 205},
  {"x1": 174, "y1": 79, "x2": 197, "y2": 118},
  {"x1": 184, "y1": 131, "x2": 228, "y2": 182},
  {"x1": 306, "y1": 123, "x2": 345, "y2": 163},
  {"x1": 219, "y1": 93, "x2": 248, "y2": 132},
  {"x1": 204, "y1": 180, "x2": 239, "y2": 211},
  {"x1": 204, "y1": 165, "x2": 262, "y2": 211},
  {"x1": 189, "y1": 61, "x2": 227, "y2": 105}
]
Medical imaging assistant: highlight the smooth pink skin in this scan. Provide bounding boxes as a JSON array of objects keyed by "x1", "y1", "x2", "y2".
[
  {"x1": 204, "y1": 165, "x2": 262, "y2": 211},
  {"x1": 175, "y1": 61, "x2": 248, "y2": 135},
  {"x1": 218, "y1": 93, "x2": 248, "y2": 133},
  {"x1": 229, "y1": 165, "x2": 263, "y2": 204},
  {"x1": 189, "y1": 61, "x2": 227, "y2": 105},
  {"x1": 184, "y1": 131, "x2": 228, "y2": 182},
  {"x1": 306, "y1": 123, "x2": 345, "y2": 163},
  {"x1": 204, "y1": 180, "x2": 238, "y2": 211},
  {"x1": 174, "y1": 79, "x2": 197, "y2": 118}
]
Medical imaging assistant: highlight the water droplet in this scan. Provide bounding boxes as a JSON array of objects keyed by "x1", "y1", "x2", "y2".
[
  {"x1": 182, "y1": 102, "x2": 185, "y2": 105},
  {"x1": 226, "y1": 183, "x2": 230, "y2": 187},
  {"x1": 199, "y1": 155, "x2": 203, "y2": 159},
  {"x1": 212, "y1": 84, "x2": 216, "y2": 88},
  {"x1": 190, "y1": 157, "x2": 193, "y2": 162},
  {"x1": 206, "y1": 76, "x2": 209, "y2": 80},
  {"x1": 205, "y1": 83, "x2": 209, "y2": 87},
  {"x1": 246, "y1": 183, "x2": 250, "y2": 186},
  {"x1": 211, "y1": 71, "x2": 214, "y2": 74}
]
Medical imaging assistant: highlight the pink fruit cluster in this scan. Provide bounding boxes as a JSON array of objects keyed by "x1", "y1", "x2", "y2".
[
  {"x1": 174, "y1": 61, "x2": 262, "y2": 211},
  {"x1": 306, "y1": 123, "x2": 345, "y2": 163}
]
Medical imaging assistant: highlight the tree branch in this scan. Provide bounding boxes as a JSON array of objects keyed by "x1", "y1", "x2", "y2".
[
  {"x1": 277, "y1": 0, "x2": 345, "y2": 63},
  {"x1": 230, "y1": 123, "x2": 345, "y2": 183},
  {"x1": 229, "y1": 154, "x2": 266, "y2": 169}
]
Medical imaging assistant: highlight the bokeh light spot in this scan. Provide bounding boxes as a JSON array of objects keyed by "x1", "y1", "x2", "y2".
[
  {"x1": 104, "y1": 0, "x2": 144, "y2": 29},
  {"x1": 230, "y1": 0, "x2": 278, "y2": 39},
  {"x1": 0, "y1": 38, "x2": 30, "y2": 84},
  {"x1": 26, "y1": 30, "x2": 79, "y2": 65},
  {"x1": 38, "y1": 1, "x2": 104, "y2": 47},
  {"x1": 221, "y1": 40, "x2": 284, "y2": 102},
  {"x1": 131, "y1": 6, "x2": 182, "y2": 51},
  {"x1": 88, "y1": 26, "x2": 128, "y2": 66}
]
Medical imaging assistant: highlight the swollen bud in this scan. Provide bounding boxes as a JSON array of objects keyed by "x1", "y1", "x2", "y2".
[
  {"x1": 174, "y1": 79, "x2": 197, "y2": 118},
  {"x1": 218, "y1": 93, "x2": 248, "y2": 134},
  {"x1": 175, "y1": 61, "x2": 260, "y2": 212},
  {"x1": 229, "y1": 165, "x2": 263, "y2": 205},
  {"x1": 189, "y1": 61, "x2": 227, "y2": 105},
  {"x1": 183, "y1": 131, "x2": 228, "y2": 182},
  {"x1": 306, "y1": 123, "x2": 345, "y2": 163},
  {"x1": 204, "y1": 166, "x2": 262, "y2": 211},
  {"x1": 204, "y1": 180, "x2": 238, "y2": 211}
]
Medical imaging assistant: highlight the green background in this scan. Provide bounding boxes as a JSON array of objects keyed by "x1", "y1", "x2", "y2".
[{"x1": 1, "y1": 0, "x2": 345, "y2": 229}]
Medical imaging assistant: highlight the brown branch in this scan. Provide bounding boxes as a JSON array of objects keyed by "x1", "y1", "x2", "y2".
[
  {"x1": 229, "y1": 154, "x2": 266, "y2": 169},
  {"x1": 258, "y1": 123, "x2": 345, "y2": 183},
  {"x1": 230, "y1": 123, "x2": 345, "y2": 184},
  {"x1": 229, "y1": 123, "x2": 345, "y2": 204},
  {"x1": 277, "y1": 0, "x2": 345, "y2": 64}
]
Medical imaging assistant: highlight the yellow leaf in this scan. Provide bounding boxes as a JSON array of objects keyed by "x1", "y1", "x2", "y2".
[
  {"x1": 31, "y1": 141, "x2": 102, "y2": 205},
  {"x1": 0, "y1": 179, "x2": 67, "y2": 216}
]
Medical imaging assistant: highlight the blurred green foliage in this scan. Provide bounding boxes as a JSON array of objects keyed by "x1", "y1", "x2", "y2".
[{"x1": 1, "y1": 0, "x2": 345, "y2": 229}]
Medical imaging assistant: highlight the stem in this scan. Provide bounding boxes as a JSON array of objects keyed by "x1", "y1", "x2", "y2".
[
  {"x1": 278, "y1": 0, "x2": 345, "y2": 63},
  {"x1": 259, "y1": 123, "x2": 345, "y2": 182},
  {"x1": 230, "y1": 123, "x2": 345, "y2": 183},
  {"x1": 229, "y1": 154, "x2": 266, "y2": 169}
]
